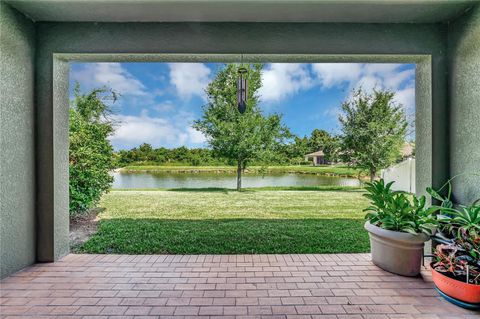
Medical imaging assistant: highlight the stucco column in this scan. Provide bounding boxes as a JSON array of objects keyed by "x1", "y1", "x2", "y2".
[{"x1": 35, "y1": 54, "x2": 70, "y2": 262}]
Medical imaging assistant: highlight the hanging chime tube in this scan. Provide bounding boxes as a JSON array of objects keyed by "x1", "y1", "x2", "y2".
[{"x1": 237, "y1": 67, "x2": 248, "y2": 114}]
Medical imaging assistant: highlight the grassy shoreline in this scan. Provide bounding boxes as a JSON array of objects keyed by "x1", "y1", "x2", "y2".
[
  {"x1": 118, "y1": 164, "x2": 365, "y2": 178},
  {"x1": 111, "y1": 185, "x2": 364, "y2": 192}
]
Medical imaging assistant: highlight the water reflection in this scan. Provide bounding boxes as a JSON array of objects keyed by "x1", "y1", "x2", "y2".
[{"x1": 112, "y1": 171, "x2": 361, "y2": 189}]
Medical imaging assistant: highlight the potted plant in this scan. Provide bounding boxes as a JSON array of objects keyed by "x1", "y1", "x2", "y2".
[
  {"x1": 363, "y1": 179, "x2": 438, "y2": 276},
  {"x1": 428, "y1": 186, "x2": 480, "y2": 308}
]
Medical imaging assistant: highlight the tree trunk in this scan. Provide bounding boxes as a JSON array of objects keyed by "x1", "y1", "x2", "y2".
[
  {"x1": 370, "y1": 169, "x2": 376, "y2": 182},
  {"x1": 237, "y1": 160, "x2": 242, "y2": 191}
]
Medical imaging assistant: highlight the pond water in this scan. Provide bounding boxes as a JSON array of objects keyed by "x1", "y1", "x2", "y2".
[{"x1": 112, "y1": 171, "x2": 361, "y2": 189}]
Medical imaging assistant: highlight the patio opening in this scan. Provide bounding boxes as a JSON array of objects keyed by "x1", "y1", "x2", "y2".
[{"x1": 67, "y1": 60, "x2": 417, "y2": 256}]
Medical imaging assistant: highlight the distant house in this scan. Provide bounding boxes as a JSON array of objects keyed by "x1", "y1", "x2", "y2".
[{"x1": 305, "y1": 150, "x2": 328, "y2": 166}]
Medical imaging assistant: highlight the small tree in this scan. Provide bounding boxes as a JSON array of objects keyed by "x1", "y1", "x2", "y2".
[
  {"x1": 339, "y1": 88, "x2": 407, "y2": 182},
  {"x1": 307, "y1": 129, "x2": 331, "y2": 153},
  {"x1": 322, "y1": 136, "x2": 341, "y2": 163},
  {"x1": 194, "y1": 64, "x2": 289, "y2": 190},
  {"x1": 69, "y1": 84, "x2": 117, "y2": 214}
]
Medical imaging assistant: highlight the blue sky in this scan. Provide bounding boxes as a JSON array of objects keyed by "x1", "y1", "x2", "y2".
[{"x1": 70, "y1": 62, "x2": 415, "y2": 150}]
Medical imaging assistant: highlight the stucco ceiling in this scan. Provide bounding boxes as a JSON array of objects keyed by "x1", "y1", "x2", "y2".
[{"x1": 6, "y1": 0, "x2": 478, "y2": 23}]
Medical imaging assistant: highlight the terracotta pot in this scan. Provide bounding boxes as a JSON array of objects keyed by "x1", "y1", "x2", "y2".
[
  {"x1": 364, "y1": 221, "x2": 429, "y2": 276},
  {"x1": 431, "y1": 265, "x2": 480, "y2": 304}
]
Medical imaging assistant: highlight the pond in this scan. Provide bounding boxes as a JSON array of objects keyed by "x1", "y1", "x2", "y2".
[{"x1": 112, "y1": 171, "x2": 362, "y2": 189}]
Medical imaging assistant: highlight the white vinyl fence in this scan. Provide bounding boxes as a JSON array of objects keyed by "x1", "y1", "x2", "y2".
[{"x1": 381, "y1": 158, "x2": 415, "y2": 193}]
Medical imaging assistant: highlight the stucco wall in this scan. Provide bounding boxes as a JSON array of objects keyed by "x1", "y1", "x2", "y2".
[
  {"x1": 448, "y1": 5, "x2": 480, "y2": 205},
  {"x1": 0, "y1": 3, "x2": 36, "y2": 278}
]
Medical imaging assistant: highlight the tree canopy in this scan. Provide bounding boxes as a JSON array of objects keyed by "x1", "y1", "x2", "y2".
[
  {"x1": 307, "y1": 129, "x2": 331, "y2": 152},
  {"x1": 339, "y1": 88, "x2": 407, "y2": 181},
  {"x1": 193, "y1": 64, "x2": 290, "y2": 190}
]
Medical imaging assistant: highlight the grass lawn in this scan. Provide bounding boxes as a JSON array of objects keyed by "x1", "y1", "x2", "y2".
[
  {"x1": 77, "y1": 188, "x2": 371, "y2": 254},
  {"x1": 120, "y1": 164, "x2": 365, "y2": 178}
]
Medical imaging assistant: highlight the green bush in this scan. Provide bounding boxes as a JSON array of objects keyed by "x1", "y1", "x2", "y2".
[
  {"x1": 363, "y1": 179, "x2": 439, "y2": 235},
  {"x1": 69, "y1": 85, "x2": 116, "y2": 215}
]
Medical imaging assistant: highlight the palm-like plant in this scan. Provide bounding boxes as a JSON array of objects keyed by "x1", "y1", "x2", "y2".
[
  {"x1": 437, "y1": 204, "x2": 480, "y2": 234},
  {"x1": 426, "y1": 178, "x2": 480, "y2": 238},
  {"x1": 363, "y1": 179, "x2": 438, "y2": 235}
]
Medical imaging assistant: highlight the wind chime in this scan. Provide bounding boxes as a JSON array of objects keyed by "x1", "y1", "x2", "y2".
[{"x1": 237, "y1": 56, "x2": 248, "y2": 114}]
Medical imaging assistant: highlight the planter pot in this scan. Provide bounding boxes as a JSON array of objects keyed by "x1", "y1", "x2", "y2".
[
  {"x1": 431, "y1": 265, "x2": 480, "y2": 305},
  {"x1": 364, "y1": 221, "x2": 429, "y2": 276}
]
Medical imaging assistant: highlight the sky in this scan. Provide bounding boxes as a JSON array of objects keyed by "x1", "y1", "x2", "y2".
[{"x1": 69, "y1": 62, "x2": 415, "y2": 151}]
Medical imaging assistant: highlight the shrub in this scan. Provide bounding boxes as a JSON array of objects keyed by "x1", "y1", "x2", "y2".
[{"x1": 69, "y1": 85, "x2": 116, "y2": 215}]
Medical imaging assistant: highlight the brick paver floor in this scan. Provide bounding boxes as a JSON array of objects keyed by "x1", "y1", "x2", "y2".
[{"x1": 1, "y1": 254, "x2": 478, "y2": 318}]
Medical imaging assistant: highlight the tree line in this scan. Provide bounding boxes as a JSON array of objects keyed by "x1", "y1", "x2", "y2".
[{"x1": 114, "y1": 128, "x2": 338, "y2": 167}]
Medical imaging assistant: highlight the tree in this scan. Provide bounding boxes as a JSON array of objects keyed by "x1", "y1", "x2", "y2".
[
  {"x1": 137, "y1": 143, "x2": 156, "y2": 161},
  {"x1": 193, "y1": 64, "x2": 289, "y2": 190},
  {"x1": 339, "y1": 88, "x2": 407, "y2": 182},
  {"x1": 322, "y1": 136, "x2": 341, "y2": 163},
  {"x1": 307, "y1": 129, "x2": 331, "y2": 153},
  {"x1": 69, "y1": 84, "x2": 116, "y2": 214},
  {"x1": 287, "y1": 135, "x2": 310, "y2": 165}
]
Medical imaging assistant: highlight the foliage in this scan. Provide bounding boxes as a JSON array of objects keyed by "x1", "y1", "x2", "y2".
[
  {"x1": 428, "y1": 177, "x2": 480, "y2": 284},
  {"x1": 322, "y1": 136, "x2": 341, "y2": 163},
  {"x1": 307, "y1": 129, "x2": 331, "y2": 153},
  {"x1": 114, "y1": 131, "x2": 338, "y2": 168},
  {"x1": 69, "y1": 84, "x2": 116, "y2": 214},
  {"x1": 272, "y1": 135, "x2": 310, "y2": 165},
  {"x1": 339, "y1": 88, "x2": 408, "y2": 181},
  {"x1": 306, "y1": 129, "x2": 341, "y2": 163},
  {"x1": 115, "y1": 144, "x2": 227, "y2": 167},
  {"x1": 433, "y1": 243, "x2": 479, "y2": 284},
  {"x1": 363, "y1": 179, "x2": 438, "y2": 235},
  {"x1": 438, "y1": 205, "x2": 480, "y2": 237},
  {"x1": 193, "y1": 64, "x2": 290, "y2": 190},
  {"x1": 427, "y1": 177, "x2": 480, "y2": 238},
  {"x1": 76, "y1": 189, "x2": 370, "y2": 254}
]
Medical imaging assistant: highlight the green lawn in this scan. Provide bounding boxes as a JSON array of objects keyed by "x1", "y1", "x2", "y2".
[
  {"x1": 78, "y1": 188, "x2": 371, "y2": 254},
  {"x1": 120, "y1": 164, "x2": 365, "y2": 178}
]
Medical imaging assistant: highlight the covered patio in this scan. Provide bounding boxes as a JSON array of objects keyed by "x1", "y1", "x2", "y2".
[{"x1": 2, "y1": 253, "x2": 476, "y2": 318}]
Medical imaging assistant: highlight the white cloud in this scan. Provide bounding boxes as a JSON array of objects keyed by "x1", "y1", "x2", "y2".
[
  {"x1": 355, "y1": 75, "x2": 381, "y2": 92},
  {"x1": 323, "y1": 106, "x2": 342, "y2": 118},
  {"x1": 71, "y1": 63, "x2": 148, "y2": 97},
  {"x1": 312, "y1": 63, "x2": 415, "y2": 111},
  {"x1": 363, "y1": 63, "x2": 401, "y2": 75},
  {"x1": 312, "y1": 63, "x2": 414, "y2": 93},
  {"x1": 311, "y1": 63, "x2": 363, "y2": 88},
  {"x1": 154, "y1": 100, "x2": 175, "y2": 112},
  {"x1": 259, "y1": 63, "x2": 314, "y2": 102},
  {"x1": 263, "y1": 62, "x2": 415, "y2": 112},
  {"x1": 168, "y1": 63, "x2": 211, "y2": 99},
  {"x1": 394, "y1": 86, "x2": 415, "y2": 111},
  {"x1": 383, "y1": 69, "x2": 415, "y2": 89},
  {"x1": 357, "y1": 65, "x2": 415, "y2": 112},
  {"x1": 110, "y1": 111, "x2": 206, "y2": 150},
  {"x1": 186, "y1": 127, "x2": 207, "y2": 144},
  {"x1": 309, "y1": 63, "x2": 416, "y2": 134}
]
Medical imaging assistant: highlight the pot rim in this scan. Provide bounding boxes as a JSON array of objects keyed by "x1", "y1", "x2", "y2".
[
  {"x1": 430, "y1": 262, "x2": 480, "y2": 288},
  {"x1": 364, "y1": 221, "x2": 430, "y2": 244}
]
